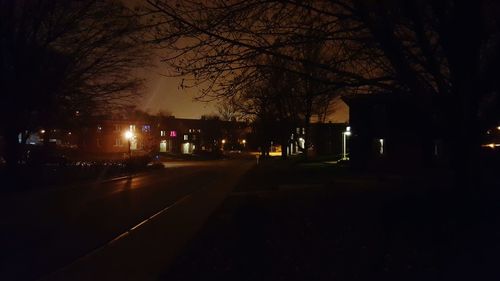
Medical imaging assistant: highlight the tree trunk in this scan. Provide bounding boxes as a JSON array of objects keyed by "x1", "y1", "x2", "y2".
[
  {"x1": 302, "y1": 114, "x2": 311, "y2": 159},
  {"x1": 280, "y1": 139, "x2": 288, "y2": 159}
]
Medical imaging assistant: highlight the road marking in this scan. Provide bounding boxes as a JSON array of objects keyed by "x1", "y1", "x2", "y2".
[
  {"x1": 126, "y1": 193, "x2": 191, "y2": 234},
  {"x1": 40, "y1": 161, "x2": 254, "y2": 281},
  {"x1": 44, "y1": 191, "x2": 196, "y2": 280}
]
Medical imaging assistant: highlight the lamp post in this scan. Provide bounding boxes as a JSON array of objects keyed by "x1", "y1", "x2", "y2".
[
  {"x1": 342, "y1": 126, "x2": 351, "y2": 160},
  {"x1": 124, "y1": 131, "x2": 133, "y2": 160}
]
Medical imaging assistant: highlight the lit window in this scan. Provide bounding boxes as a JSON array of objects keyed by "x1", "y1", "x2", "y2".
[
  {"x1": 184, "y1": 134, "x2": 188, "y2": 141},
  {"x1": 160, "y1": 130, "x2": 166, "y2": 136},
  {"x1": 114, "y1": 138, "x2": 123, "y2": 146},
  {"x1": 170, "y1": 131, "x2": 177, "y2": 137},
  {"x1": 142, "y1": 125, "x2": 151, "y2": 133},
  {"x1": 130, "y1": 125, "x2": 136, "y2": 132},
  {"x1": 97, "y1": 126, "x2": 102, "y2": 133}
]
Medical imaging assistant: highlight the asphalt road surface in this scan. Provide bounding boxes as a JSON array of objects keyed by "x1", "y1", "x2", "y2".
[{"x1": 0, "y1": 159, "x2": 254, "y2": 281}]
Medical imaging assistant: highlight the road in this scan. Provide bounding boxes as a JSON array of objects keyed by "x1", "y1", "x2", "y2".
[{"x1": 0, "y1": 159, "x2": 254, "y2": 281}]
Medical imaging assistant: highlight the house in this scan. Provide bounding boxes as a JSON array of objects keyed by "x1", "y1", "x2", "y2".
[
  {"x1": 81, "y1": 118, "x2": 155, "y2": 156},
  {"x1": 311, "y1": 122, "x2": 348, "y2": 157},
  {"x1": 342, "y1": 93, "x2": 441, "y2": 169},
  {"x1": 80, "y1": 115, "x2": 250, "y2": 157}
]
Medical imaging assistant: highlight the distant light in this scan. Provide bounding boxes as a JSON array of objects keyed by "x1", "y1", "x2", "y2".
[
  {"x1": 482, "y1": 143, "x2": 500, "y2": 149},
  {"x1": 40, "y1": 129, "x2": 45, "y2": 134},
  {"x1": 124, "y1": 131, "x2": 133, "y2": 140},
  {"x1": 242, "y1": 139, "x2": 246, "y2": 144},
  {"x1": 346, "y1": 126, "x2": 351, "y2": 132},
  {"x1": 68, "y1": 132, "x2": 72, "y2": 135},
  {"x1": 497, "y1": 126, "x2": 500, "y2": 131},
  {"x1": 222, "y1": 139, "x2": 226, "y2": 144}
]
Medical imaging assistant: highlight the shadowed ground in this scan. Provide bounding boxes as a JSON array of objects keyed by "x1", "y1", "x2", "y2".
[{"x1": 161, "y1": 158, "x2": 500, "y2": 281}]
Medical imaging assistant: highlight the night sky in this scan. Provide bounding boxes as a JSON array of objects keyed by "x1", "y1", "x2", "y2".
[
  {"x1": 125, "y1": 0, "x2": 348, "y2": 122},
  {"x1": 136, "y1": 68, "x2": 218, "y2": 118},
  {"x1": 136, "y1": 66, "x2": 348, "y2": 122}
]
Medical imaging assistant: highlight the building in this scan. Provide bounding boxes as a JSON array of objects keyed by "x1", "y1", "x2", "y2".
[
  {"x1": 311, "y1": 122, "x2": 347, "y2": 157},
  {"x1": 80, "y1": 115, "x2": 250, "y2": 157},
  {"x1": 81, "y1": 119, "x2": 154, "y2": 156},
  {"x1": 342, "y1": 93, "x2": 442, "y2": 169}
]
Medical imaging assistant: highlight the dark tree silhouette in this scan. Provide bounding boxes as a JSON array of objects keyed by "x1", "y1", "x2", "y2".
[
  {"x1": 146, "y1": 0, "x2": 500, "y2": 186},
  {"x1": 349, "y1": 0, "x2": 500, "y2": 187},
  {"x1": 0, "y1": 0, "x2": 149, "y2": 168},
  {"x1": 200, "y1": 115, "x2": 224, "y2": 152},
  {"x1": 144, "y1": 1, "x2": 366, "y2": 158}
]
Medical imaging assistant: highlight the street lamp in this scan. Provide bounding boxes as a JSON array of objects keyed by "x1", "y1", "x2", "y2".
[
  {"x1": 342, "y1": 127, "x2": 351, "y2": 160},
  {"x1": 221, "y1": 139, "x2": 226, "y2": 150},
  {"x1": 124, "y1": 130, "x2": 133, "y2": 159}
]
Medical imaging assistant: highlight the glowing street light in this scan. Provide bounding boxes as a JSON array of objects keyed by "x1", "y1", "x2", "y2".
[
  {"x1": 124, "y1": 131, "x2": 134, "y2": 159},
  {"x1": 342, "y1": 126, "x2": 351, "y2": 160},
  {"x1": 221, "y1": 139, "x2": 226, "y2": 151},
  {"x1": 124, "y1": 131, "x2": 133, "y2": 140}
]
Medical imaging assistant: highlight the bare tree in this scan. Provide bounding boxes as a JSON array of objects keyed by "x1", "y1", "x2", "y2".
[
  {"x1": 1, "y1": 0, "x2": 149, "y2": 168},
  {"x1": 144, "y1": 0, "x2": 385, "y2": 157},
  {"x1": 348, "y1": 0, "x2": 500, "y2": 187},
  {"x1": 144, "y1": 0, "x2": 393, "y2": 97},
  {"x1": 146, "y1": 0, "x2": 500, "y2": 185}
]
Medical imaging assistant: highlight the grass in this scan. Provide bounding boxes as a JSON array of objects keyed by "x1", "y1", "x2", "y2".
[{"x1": 160, "y1": 160, "x2": 500, "y2": 281}]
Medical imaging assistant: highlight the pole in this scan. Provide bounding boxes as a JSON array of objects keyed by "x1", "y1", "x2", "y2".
[
  {"x1": 342, "y1": 132, "x2": 346, "y2": 160},
  {"x1": 128, "y1": 139, "x2": 131, "y2": 160}
]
